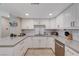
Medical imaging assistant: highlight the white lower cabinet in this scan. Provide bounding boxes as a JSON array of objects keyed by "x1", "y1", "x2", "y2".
[
  {"x1": 0, "y1": 41, "x2": 26, "y2": 56},
  {"x1": 46, "y1": 37, "x2": 55, "y2": 52},
  {"x1": 39, "y1": 37, "x2": 47, "y2": 48},
  {"x1": 14, "y1": 40, "x2": 26, "y2": 56},
  {"x1": 0, "y1": 36, "x2": 55, "y2": 56},
  {"x1": 0, "y1": 40, "x2": 26, "y2": 56},
  {"x1": 31, "y1": 37, "x2": 47, "y2": 48},
  {"x1": 30, "y1": 37, "x2": 55, "y2": 49},
  {"x1": 65, "y1": 46, "x2": 79, "y2": 56},
  {"x1": 0, "y1": 48, "x2": 13, "y2": 56},
  {"x1": 24, "y1": 37, "x2": 32, "y2": 48},
  {"x1": 50, "y1": 37, "x2": 55, "y2": 52},
  {"x1": 32, "y1": 37, "x2": 39, "y2": 48}
]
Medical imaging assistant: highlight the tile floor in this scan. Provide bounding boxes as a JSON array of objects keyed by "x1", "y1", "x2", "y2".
[{"x1": 25, "y1": 48, "x2": 55, "y2": 56}]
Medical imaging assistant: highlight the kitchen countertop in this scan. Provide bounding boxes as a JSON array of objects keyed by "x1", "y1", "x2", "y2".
[
  {"x1": 0, "y1": 36, "x2": 27, "y2": 47},
  {"x1": 29, "y1": 35, "x2": 53, "y2": 37},
  {"x1": 0, "y1": 35, "x2": 52, "y2": 47},
  {"x1": 0, "y1": 35, "x2": 79, "y2": 54}
]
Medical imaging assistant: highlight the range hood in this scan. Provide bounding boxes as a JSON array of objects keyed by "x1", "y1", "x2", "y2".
[
  {"x1": 34, "y1": 25, "x2": 46, "y2": 28},
  {"x1": 34, "y1": 25, "x2": 46, "y2": 35}
]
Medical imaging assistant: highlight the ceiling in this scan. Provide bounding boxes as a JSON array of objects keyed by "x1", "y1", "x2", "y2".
[{"x1": 0, "y1": 3, "x2": 72, "y2": 18}]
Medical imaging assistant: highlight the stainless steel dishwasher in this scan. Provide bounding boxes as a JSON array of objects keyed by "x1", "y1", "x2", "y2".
[{"x1": 55, "y1": 39, "x2": 65, "y2": 56}]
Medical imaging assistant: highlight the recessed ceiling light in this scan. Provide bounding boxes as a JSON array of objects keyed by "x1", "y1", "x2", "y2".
[
  {"x1": 7, "y1": 15, "x2": 10, "y2": 17},
  {"x1": 25, "y1": 13, "x2": 29, "y2": 16},
  {"x1": 49, "y1": 13, "x2": 52, "y2": 16}
]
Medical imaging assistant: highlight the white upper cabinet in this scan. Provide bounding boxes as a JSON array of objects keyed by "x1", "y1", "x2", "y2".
[
  {"x1": 56, "y1": 4, "x2": 79, "y2": 29},
  {"x1": 21, "y1": 19, "x2": 34, "y2": 29},
  {"x1": 41, "y1": 20, "x2": 49, "y2": 29},
  {"x1": 75, "y1": 4, "x2": 79, "y2": 27},
  {"x1": 33, "y1": 19, "x2": 50, "y2": 29},
  {"x1": 33, "y1": 20, "x2": 39, "y2": 25},
  {"x1": 50, "y1": 18, "x2": 57, "y2": 29},
  {"x1": 56, "y1": 13, "x2": 64, "y2": 29},
  {"x1": 63, "y1": 4, "x2": 77, "y2": 29},
  {"x1": 21, "y1": 18, "x2": 57, "y2": 29}
]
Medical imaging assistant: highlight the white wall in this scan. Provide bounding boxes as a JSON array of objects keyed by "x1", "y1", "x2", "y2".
[
  {"x1": 0, "y1": 10, "x2": 22, "y2": 38},
  {"x1": 0, "y1": 11, "x2": 10, "y2": 38},
  {"x1": 1, "y1": 17, "x2": 10, "y2": 38},
  {"x1": 0, "y1": 17, "x2": 1, "y2": 38}
]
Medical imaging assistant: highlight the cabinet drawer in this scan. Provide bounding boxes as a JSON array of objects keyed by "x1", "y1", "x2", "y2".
[{"x1": 0, "y1": 48, "x2": 13, "y2": 56}]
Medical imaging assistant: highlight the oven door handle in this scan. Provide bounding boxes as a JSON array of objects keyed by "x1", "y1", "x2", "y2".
[{"x1": 56, "y1": 42, "x2": 64, "y2": 48}]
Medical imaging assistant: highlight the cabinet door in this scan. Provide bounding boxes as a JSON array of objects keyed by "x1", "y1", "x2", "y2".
[
  {"x1": 46, "y1": 37, "x2": 53, "y2": 48},
  {"x1": 39, "y1": 37, "x2": 47, "y2": 48},
  {"x1": 56, "y1": 13, "x2": 64, "y2": 28},
  {"x1": 45, "y1": 20, "x2": 50, "y2": 29},
  {"x1": 51, "y1": 38, "x2": 55, "y2": 52},
  {"x1": 26, "y1": 37, "x2": 32, "y2": 48},
  {"x1": 50, "y1": 19, "x2": 56, "y2": 29},
  {"x1": 75, "y1": 4, "x2": 79, "y2": 27},
  {"x1": 63, "y1": 4, "x2": 77, "y2": 28},
  {"x1": 0, "y1": 48, "x2": 13, "y2": 56},
  {"x1": 32, "y1": 37, "x2": 40, "y2": 48},
  {"x1": 34, "y1": 20, "x2": 39, "y2": 25},
  {"x1": 14, "y1": 40, "x2": 25, "y2": 56},
  {"x1": 21, "y1": 20, "x2": 34, "y2": 29},
  {"x1": 24, "y1": 38, "x2": 28, "y2": 48}
]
